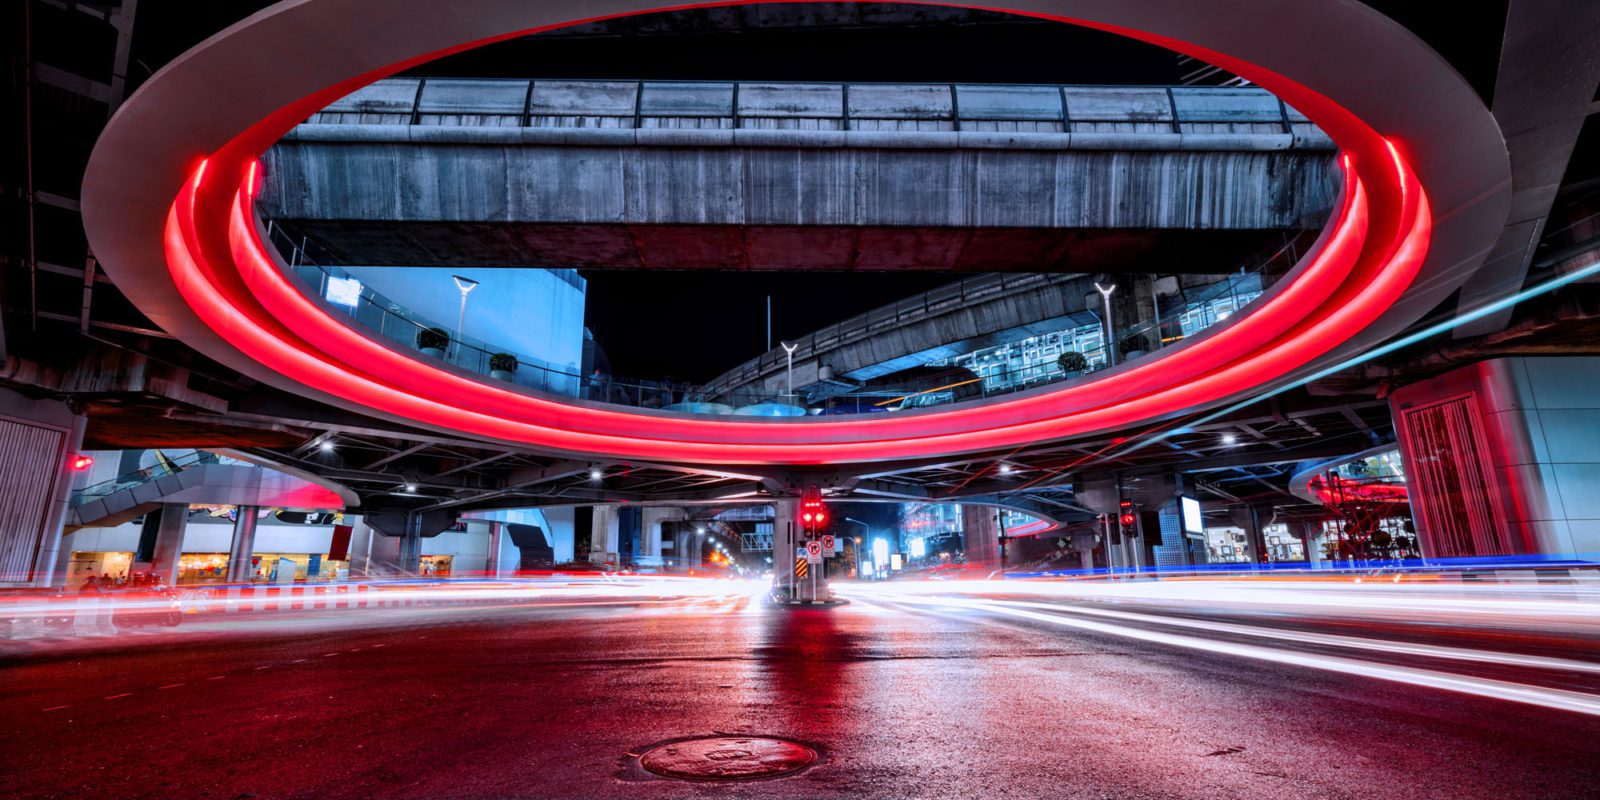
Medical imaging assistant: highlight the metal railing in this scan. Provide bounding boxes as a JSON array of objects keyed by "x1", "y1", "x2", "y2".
[
  {"x1": 708, "y1": 229, "x2": 1309, "y2": 402},
  {"x1": 267, "y1": 219, "x2": 1317, "y2": 416},
  {"x1": 268, "y1": 224, "x2": 799, "y2": 410},
  {"x1": 307, "y1": 78, "x2": 1327, "y2": 140},
  {"x1": 70, "y1": 451, "x2": 251, "y2": 508}
]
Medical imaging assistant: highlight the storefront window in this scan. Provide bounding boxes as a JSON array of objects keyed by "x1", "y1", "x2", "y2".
[
  {"x1": 69, "y1": 551, "x2": 132, "y2": 587},
  {"x1": 178, "y1": 553, "x2": 230, "y2": 584}
]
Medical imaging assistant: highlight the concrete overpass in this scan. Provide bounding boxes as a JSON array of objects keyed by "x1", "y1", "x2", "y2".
[
  {"x1": 262, "y1": 78, "x2": 1336, "y2": 272},
  {"x1": 698, "y1": 260, "x2": 1291, "y2": 404}
]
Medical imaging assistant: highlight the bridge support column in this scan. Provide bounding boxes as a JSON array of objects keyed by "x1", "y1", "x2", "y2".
[
  {"x1": 397, "y1": 527, "x2": 422, "y2": 574},
  {"x1": 770, "y1": 500, "x2": 800, "y2": 596},
  {"x1": 680, "y1": 527, "x2": 701, "y2": 570},
  {"x1": 1228, "y1": 505, "x2": 1270, "y2": 568},
  {"x1": 586, "y1": 506, "x2": 619, "y2": 568},
  {"x1": 961, "y1": 505, "x2": 1001, "y2": 571},
  {"x1": 225, "y1": 506, "x2": 259, "y2": 582},
  {"x1": 0, "y1": 386, "x2": 86, "y2": 588},
  {"x1": 1390, "y1": 357, "x2": 1600, "y2": 559},
  {"x1": 136, "y1": 503, "x2": 189, "y2": 586},
  {"x1": 482, "y1": 521, "x2": 505, "y2": 578}
]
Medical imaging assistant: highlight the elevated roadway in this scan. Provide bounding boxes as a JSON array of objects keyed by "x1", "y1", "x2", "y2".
[{"x1": 263, "y1": 78, "x2": 1335, "y2": 272}]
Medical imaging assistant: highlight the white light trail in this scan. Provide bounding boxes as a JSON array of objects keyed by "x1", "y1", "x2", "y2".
[{"x1": 876, "y1": 592, "x2": 1600, "y2": 718}]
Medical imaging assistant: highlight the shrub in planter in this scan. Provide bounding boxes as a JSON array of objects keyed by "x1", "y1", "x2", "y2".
[
  {"x1": 417, "y1": 326, "x2": 450, "y2": 356},
  {"x1": 489, "y1": 352, "x2": 518, "y2": 380},
  {"x1": 1056, "y1": 350, "x2": 1090, "y2": 376}
]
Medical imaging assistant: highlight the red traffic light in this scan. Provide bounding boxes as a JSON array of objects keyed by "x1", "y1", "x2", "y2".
[
  {"x1": 1119, "y1": 513, "x2": 1137, "y2": 527},
  {"x1": 68, "y1": 453, "x2": 95, "y2": 472}
]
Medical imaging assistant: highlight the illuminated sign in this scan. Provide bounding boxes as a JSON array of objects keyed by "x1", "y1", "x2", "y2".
[
  {"x1": 324, "y1": 275, "x2": 363, "y2": 308},
  {"x1": 1181, "y1": 496, "x2": 1203, "y2": 534}
]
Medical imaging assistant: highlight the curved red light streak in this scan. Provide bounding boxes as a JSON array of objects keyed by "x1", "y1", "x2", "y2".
[{"x1": 159, "y1": 9, "x2": 1433, "y2": 465}]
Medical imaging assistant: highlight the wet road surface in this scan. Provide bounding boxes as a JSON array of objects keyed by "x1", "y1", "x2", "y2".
[{"x1": 4, "y1": 584, "x2": 1599, "y2": 799}]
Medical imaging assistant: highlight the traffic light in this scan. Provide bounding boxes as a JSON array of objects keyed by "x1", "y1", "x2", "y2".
[
  {"x1": 800, "y1": 485, "x2": 828, "y2": 534},
  {"x1": 1118, "y1": 499, "x2": 1138, "y2": 537}
]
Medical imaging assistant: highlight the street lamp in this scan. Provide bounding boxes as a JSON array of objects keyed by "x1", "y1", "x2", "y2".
[
  {"x1": 452, "y1": 275, "x2": 479, "y2": 360},
  {"x1": 844, "y1": 518, "x2": 869, "y2": 578},
  {"x1": 780, "y1": 341, "x2": 799, "y2": 399},
  {"x1": 1094, "y1": 282, "x2": 1117, "y2": 368}
]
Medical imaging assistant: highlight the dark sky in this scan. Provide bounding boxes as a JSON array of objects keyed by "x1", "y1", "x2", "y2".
[{"x1": 580, "y1": 271, "x2": 963, "y2": 383}]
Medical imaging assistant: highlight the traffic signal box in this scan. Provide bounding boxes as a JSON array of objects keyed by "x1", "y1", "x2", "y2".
[{"x1": 799, "y1": 484, "x2": 829, "y2": 536}]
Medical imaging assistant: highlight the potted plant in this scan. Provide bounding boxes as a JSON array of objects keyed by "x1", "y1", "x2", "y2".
[
  {"x1": 1056, "y1": 350, "x2": 1089, "y2": 378},
  {"x1": 489, "y1": 352, "x2": 518, "y2": 381},
  {"x1": 417, "y1": 326, "x2": 450, "y2": 358}
]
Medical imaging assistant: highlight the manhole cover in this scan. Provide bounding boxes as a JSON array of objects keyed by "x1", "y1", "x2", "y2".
[{"x1": 639, "y1": 736, "x2": 816, "y2": 781}]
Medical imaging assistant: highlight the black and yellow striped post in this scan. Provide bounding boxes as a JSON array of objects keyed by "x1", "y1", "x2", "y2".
[{"x1": 794, "y1": 557, "x2": 809, "y2": 580}]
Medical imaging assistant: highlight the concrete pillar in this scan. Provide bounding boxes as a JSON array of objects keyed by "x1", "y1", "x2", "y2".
[
  {"x1": 0, "y1": 387, "x2": 87, "y2": 587},
  {"x1": 483, "y1": 521, "x2": 504, "y2": 577},
  {"x1": 1390, "y1": 357, "x2": 1600, "y2": 558},
  {"x1": 961, "y1": 505, "x2": 1001, "y2": 568},
  {"x1": 365, "y1": 527, "x2": 404, "y2": 576},
  {"x1": 225, "y1": 506, "x2": 259, "y2": 582},
  {"x1": 398, "y1": 522, "x2": 421, "y2": 574},
  {"x1": 681, "y1": 528, "x2": 701, "y2": 569},
  {"x1": 587, "y1": 506, "x2": 619, "y2": 567},
  {"x1": 1228, "y1": 505, "x2": 1269, "y2": 567},
  {"x1": 640, "y1": 507, "x2": 681, "y2": 558},
  {"x1": 1299, "y1": 519, "x2": 1324, "y2": 568},
  {"x1": 347, "y1": 518, "x2": 376, "y2": 576},
  {"x1": 770, "y1": 500, "x2": 797, "y2": 592},
  {"x1": 146, "y1": 503, "x2": 189, "y2": 586}
]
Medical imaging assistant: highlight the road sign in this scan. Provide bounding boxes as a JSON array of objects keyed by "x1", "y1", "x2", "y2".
[
  {"x1": 806, "y1": 539, "x2": 823, "y2": 559},
  {"x1": 794, "y1": 557, "x2": 808, "y2": 579},
  {"x1": 821, "y1": 534, "x2": 834, "y2": 552}
]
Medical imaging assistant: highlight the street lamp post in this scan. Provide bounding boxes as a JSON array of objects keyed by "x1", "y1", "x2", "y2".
[
  {"x1": 844, "y1": 517, "x2": 869, "y2": 579},
  {"x1": 452, "y1": 275, "x2": 479, "y2": 361},
  {"x1": 780, "y1": 341, "x2": 798, "y2": 399},
  {"x1": 1094, "y1": 282, "x2": 1117, "y2": 368}
]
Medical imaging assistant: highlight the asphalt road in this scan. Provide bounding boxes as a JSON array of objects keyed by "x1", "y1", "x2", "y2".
[{"x1": 4, "y1": 584, "x2": 1599, "y2": 799}]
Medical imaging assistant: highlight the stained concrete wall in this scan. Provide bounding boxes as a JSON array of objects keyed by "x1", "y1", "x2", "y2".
[
  {"x1": 264, "y1": 137, "x2": 1335, "y2": 270},
  {"x1": 263, "y1": 79, "x2": 1335, "y2": 270}
]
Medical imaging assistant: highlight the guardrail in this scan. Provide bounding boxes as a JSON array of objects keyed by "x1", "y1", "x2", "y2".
[
  {"x1": 309, "y1": 78, "x2": 1326, "y2": 140},
  {"x1": 70, "y1": 450, "x2": 246, "y2": 508},
  {"x1": 269, "y1": 217, "x2": 1312, "y2": 415},
  {"x1": 703, "y1": 230, "x2": 1309, "y2": 399}
]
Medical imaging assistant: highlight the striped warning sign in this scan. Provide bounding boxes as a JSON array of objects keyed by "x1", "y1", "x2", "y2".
[{"x1": 795, "y1": 557, "x2": 809, "y2": 578}]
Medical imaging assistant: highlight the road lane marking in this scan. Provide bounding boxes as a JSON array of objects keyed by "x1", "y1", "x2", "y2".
[
  {"x1": 292, "y1": 658, "x2": 308, "y2": 663},
  {"x1": 254, "y1": 665, "x2": 271, "y2": 670},
  {"x1": 42, "y1": 705, "x2": 70, "y2": 712},
  {"x1": 322, "y1": 652, "x2": 338, "y2": 657},
  {"x1": 104, "y1": 693, "x2": 132, "y2": 700},
  {"x1": 206, "y1": 675, "x2": 225, "y2": 681},
  {"x1": 159, "y1": 683, "x2": 185, "y2": 690}
]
